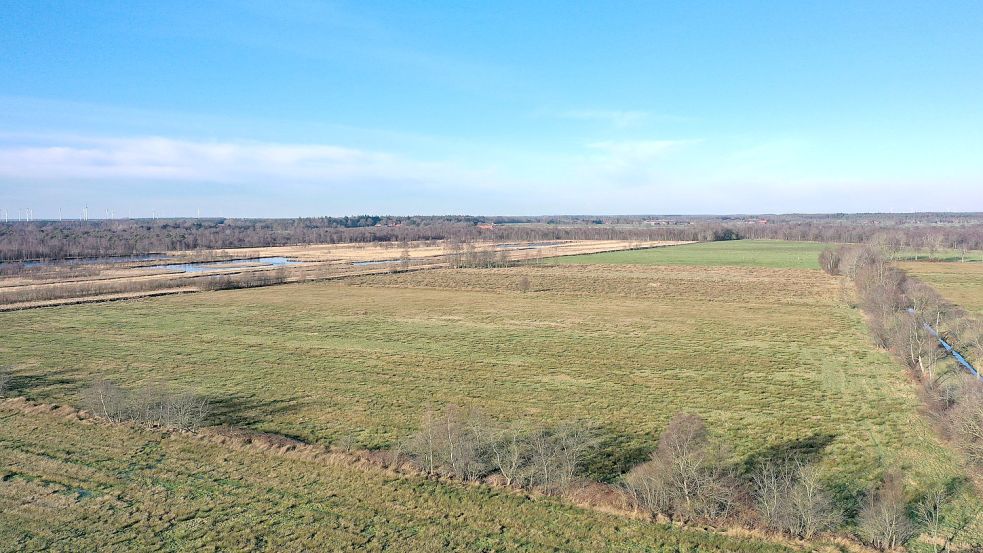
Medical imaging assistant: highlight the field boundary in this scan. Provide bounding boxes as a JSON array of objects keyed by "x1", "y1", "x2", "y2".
[{"x1": 0, "y1": 395, "x2": 866, "y2": 552}]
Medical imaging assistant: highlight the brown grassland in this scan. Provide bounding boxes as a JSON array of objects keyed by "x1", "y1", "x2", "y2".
[{"x1": 0, "y1": 240, "x2": 687, "y2": 310}]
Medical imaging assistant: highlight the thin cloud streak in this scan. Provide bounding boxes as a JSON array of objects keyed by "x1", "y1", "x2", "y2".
[
  {"x1": 560, "y1": 109, "x2": 650, "y2": 129},
  {"x1": 553, "y1": 109, "x2": 691, "y2": 129},
  {"x1": 0, "y1": 135, "x2": 491, "y2": 186}
]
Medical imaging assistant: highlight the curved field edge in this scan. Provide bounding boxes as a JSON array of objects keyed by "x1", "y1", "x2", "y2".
[{"x1": 0, "y1": 403, "x2": 804, "y2": 553}]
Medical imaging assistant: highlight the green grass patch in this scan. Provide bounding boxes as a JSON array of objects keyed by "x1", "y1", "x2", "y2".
[{"x1": 551, "y1": 240, "x2": 829, "y2": 269}]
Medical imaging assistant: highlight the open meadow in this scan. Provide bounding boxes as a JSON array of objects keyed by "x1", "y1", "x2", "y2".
[
  {"x1": 0, "y1": 240, "x2": 686, "y2": 310},
  {"x1": 0, "y1": 241, "x2": 978, "y2": 550},
  {"x1": 0, "y1": 243, "x2": 966, "y2": 487}
]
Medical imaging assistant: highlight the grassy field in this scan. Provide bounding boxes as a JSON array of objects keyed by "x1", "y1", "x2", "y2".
[
  {"x1": 0, "y1": 261, "x2": 961, "y2": 491},
  {"x1": 551, "y1": 240, "x2": 829, "y2": 269},
  {"x1": 897, "y1": 261, "x2": 983, "y2": 317},
  {"x1": 0, "y1": 406, "x2": 794, "y2": 552},
  {"x1": 1, "y1": 240, "x2": 980, "y2": 548}
]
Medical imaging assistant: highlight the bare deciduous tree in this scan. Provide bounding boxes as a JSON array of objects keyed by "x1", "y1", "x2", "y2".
[
  {"x1": 948, "y1": 384, "x2": 983, "y2": 465},
  {"x1": 405, "y1": 404, "x2": 493, "y2": 482},
  {"x1": 85, "y1": 379, "x2": 129, "y2": 422},
  {"x1": 406, "y1": 405, "x2": 440, "y2": 476},
  {"x1": 404, "y1": 405, "x2": 595, "y2": 493},
  {"x1": 857, "y1": 471, "x2": 916, "y2": 551},
  {"x1": 398, "y1": 247, "x2": 411, "y2": 271},
  {"x1": 818, "y1": 248, "x2": 841, "y2": 275},
  {"x1": 752, "y1": 458, "x2": 795, "y2": 531},
  {"x1": 524, "y1": 422, "x2": 596, "y2": 493},
  {"x1": 624, "y1": 454, "x2": 673, "y2": 516},
  {"x1": 914, "y1": 484, "x2": 958, "y2": 553},
  {"x1": 82, "y1": 378, "x2": 210, "y2": 430},
  {"x1": 489, "y1": 424, "x2": 529, "y2": 487},
  {"x1": 518, "y1": 276, "x2": 531, "y2": 293},
  {"x1": 786, "y1": 463, "x2": 841, "y2": 539},
  {"x1": 624, "y1": 413, "x2": 738, "y2": 523}
]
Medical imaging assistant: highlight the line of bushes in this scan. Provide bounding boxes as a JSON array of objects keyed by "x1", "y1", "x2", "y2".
[
  {"x1": 4, "y1": 368, "x2": 974, "y2": 549},
  {"x1": 395, "y1": 405, "x2": 975, "y2": 550},
  {"x1": 83, "y1": 379, "x2": 210, "y2": 431},
  {"x1": 821, "y1": 245, "x2": 983, "y2": 469}
]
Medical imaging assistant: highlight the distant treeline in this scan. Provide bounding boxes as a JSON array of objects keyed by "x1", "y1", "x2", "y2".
[{"x1": 1, "y1": 213, "x2": 982, "y2": 261}]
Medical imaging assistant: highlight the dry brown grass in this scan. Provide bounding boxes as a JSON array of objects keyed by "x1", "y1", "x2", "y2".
[
  {"x1": 170, "y1": 239, "x2": 691, "y2": 263},
  {"x1": 0, "y1": 240, "x2": 688, "y2": 309}
]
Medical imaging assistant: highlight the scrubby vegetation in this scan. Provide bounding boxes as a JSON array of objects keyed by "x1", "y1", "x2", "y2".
[
  {"x1": 820, "y1": 244, "x2": 983, "y2": 473},
  {"x1": 82, "y1": 378, "x2": 210, "y2": 431}
]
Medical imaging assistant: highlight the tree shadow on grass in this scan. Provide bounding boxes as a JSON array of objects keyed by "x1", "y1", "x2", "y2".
[
  {"x1": 581, "y1": 427, "x2": 654, "y2": 483},
  {"x1": 3, "y1": 367, "x2": 82, "y2": 399},
  {"x1": 740, "y1": 433, "x2": 838, "y2": 474},
  {"x1": 738, "y1": 433, "x2": 876, "y2": 518},
  {"x1": 202, "y1": 391, "x2": 304, "y2": 429}
]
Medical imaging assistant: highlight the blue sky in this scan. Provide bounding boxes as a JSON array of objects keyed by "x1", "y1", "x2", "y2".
[{"x1": 1, "y1": 0, "x2": 981, "y2": 217}]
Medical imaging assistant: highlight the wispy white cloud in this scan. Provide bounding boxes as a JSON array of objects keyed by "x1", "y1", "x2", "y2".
[
  {"x1": 0, "y1": 135, "x2": 489, "y2": 186},
  {"x1": 551, "y1": 109, "x2": 691, "y2": 129},
  {"x1": 587, "y1": 139, "x2": 694, "y2": 162},
  {"x1": 572, "y1": 139, "x2": 699, "y2": 188},
  {"x1": 559, "y1": 109, "x2": 651, "y2": 129}
]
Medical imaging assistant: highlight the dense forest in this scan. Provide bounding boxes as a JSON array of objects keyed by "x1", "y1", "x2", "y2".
[{"x1": 1, "y1": 213, "x2": 982, "y2": 261}]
